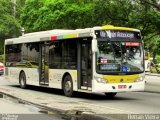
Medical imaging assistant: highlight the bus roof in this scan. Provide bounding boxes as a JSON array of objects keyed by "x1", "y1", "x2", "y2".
[{"x1": 5, "y1": 25, "x2": 140, "y2": 45}]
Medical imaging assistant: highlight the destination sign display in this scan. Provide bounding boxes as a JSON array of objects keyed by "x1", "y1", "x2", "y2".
[
  {"x1": 95, "y1": 30, "x2": 141, "y2": 39},
  {"x1": 100, "y1": 64, "x2": 120, "y2": 71},
  {"x1": 111, "y1": 31, "x2": 134, "y2": 38}
]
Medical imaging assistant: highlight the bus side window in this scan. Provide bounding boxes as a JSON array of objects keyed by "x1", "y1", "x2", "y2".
[{"x1": 49, "y1": 42, "x2": 62, "y2": 69}]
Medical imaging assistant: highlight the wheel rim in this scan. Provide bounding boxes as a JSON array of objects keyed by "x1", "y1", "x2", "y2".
[{"x1": 65, "y1": 80, "x2": 72, "y2": 92}]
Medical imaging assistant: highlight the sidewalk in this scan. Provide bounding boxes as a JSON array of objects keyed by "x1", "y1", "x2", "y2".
[
  {"x1": 0, "y1": 87, "x2": 107, "y2": 120},
  {"x1": 145, "y1": 74, "x2": 160, "y2": 94},
  {"x1": 145, "y1": 72, "x2": 160, "y2": 76}
]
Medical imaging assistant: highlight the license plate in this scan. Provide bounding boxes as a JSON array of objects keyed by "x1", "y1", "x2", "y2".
[{"x1": 118, "y1": 85, "x2": 127, "y2": 89}]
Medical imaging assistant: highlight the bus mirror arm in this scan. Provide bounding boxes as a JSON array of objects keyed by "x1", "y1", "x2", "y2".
[{"x1": 92, "y1": 40, "x2": 98, "y2": 53}]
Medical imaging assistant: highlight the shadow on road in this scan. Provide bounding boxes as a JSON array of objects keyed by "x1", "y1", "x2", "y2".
[{"x1": 10, "y1": 85, "x2": 139, "y2": 101}]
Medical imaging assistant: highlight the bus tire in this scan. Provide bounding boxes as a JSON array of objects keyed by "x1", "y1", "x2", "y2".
[
  {"x1": 19, "y1": 72, "x2": 27, "y2": 89},
  {"x1": 62, "y1": 75, "x2": 73, "y2": 97},
  {"x1": 105, "y1": 92, "x2": 117, "y2": 98}
]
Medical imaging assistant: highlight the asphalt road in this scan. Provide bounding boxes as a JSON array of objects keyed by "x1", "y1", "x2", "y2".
[
  {"x1": 0, "y1": 74, "x2": 160, "y2": 119},
  {"x1": 0, "y1": 76, "x2": 64, "y2": 120},
  {"x1": 0, "y1": 94, "x2": 40, "y2": 114},
  {"x1": 0, "y1": 97, "x2": 63, "y2": 120}
]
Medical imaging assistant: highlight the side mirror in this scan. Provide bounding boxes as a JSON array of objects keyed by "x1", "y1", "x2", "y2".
[{"x1": 92, "y1": 40, "x2": 98, "y2": 53}]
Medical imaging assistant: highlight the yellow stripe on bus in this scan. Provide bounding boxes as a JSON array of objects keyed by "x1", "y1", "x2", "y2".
[
  {"x1": 103, "y1": 74, "x2": 139, "y2": 83},
  {"x1": 102, "y1": 25, "x2": 134, "y2": 31},
  {"x1": 63, "y1": 34, "x2": 78, "y2": 39},
  {"x1": 73, "y1": 71, "x2": 77, "y2": 81}
]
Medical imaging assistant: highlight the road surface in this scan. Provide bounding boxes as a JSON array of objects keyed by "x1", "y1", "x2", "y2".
[
  {"x1": 0, "y1": 76, "x2": 65, "y2": 120},
  {"x1": 0, "y1": 97, "x2": 40, "y2": 114}
]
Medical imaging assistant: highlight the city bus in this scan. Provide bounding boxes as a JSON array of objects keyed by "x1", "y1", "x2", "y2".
[{"x1": 4, "y1": 25, "x2": 145, "y2": 97}]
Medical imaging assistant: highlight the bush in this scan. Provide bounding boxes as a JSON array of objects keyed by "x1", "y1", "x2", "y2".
[{"x1": 0, "y1": 55, "x2": 4, "y2": 63}]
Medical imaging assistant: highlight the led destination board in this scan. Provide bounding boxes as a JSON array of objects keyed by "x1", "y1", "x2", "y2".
[
  {"x1": 95, "y1": 30, "x2": 141, "y2": 39},
  {"x1": 111, "y1": 31, "x2": 134, "y2": 38}
]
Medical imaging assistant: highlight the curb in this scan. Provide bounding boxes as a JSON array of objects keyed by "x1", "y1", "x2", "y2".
[
  {"x1": 0, "y1": 91, "x2": 64, "y2": 114},
  {"x1": 0, "y1": 91, "x2": 107, "y2": 120}
]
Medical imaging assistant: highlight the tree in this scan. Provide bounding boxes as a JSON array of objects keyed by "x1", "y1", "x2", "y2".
[
  {"x1": 136, "y1": 0, "x2": 160, "y2": 60},
  {"x1": 0, "y1": 0, "x2": 21, "y2": 54},
  {"x1": 20, "y1": 0, "x2": 160, "y2": 56},
  {"x1": 20, "y1": 0, "x2": 94, "y2": 32}
]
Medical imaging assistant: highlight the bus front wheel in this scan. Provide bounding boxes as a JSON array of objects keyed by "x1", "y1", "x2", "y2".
[
  {"x1": 19, "y1": 72, "x2": 26, "y2": 89},
  {"x1": 105, "y1": 92, "x2": 117, "y2": 98},
  {"x1": 62, "y1": 75, "x2": 73, "y2": 97}
]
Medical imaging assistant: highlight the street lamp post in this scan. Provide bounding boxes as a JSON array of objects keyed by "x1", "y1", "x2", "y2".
[{"x1": 21, "y1": 27, "x2": 25, "y2": 36}]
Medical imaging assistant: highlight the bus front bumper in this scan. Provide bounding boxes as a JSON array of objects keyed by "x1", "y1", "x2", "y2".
[{"x1": 92, "y1": 81, "x2": 145, "y2": 93}]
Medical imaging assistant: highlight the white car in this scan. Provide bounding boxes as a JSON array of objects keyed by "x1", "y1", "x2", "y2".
[{"x1": 0, "y1": 62, "x2": 4, "y2": 75}]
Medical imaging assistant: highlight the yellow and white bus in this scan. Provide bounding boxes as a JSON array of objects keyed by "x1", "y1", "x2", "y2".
[{"x1": 4, "y1": 25, "x2": 145, "y2": 97}]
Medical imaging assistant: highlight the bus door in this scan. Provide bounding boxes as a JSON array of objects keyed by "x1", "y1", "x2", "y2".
[
  {"x1": 78, "y1": 39, "x2": 92, "y2": 90},
  {"x1": 39, "y1": 45, "x2": 49, "y2": 85}
]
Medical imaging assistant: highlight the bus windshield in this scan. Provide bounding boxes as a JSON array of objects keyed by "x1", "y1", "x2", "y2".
[{"x1": 96, "y1": 40, "x2": 144, "y2": 74}]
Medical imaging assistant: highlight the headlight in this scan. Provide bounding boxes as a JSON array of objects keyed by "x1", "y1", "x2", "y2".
[
  {"x1": 135, "y1": 76, "x2": 145, "y2": 82},
  {"x1": 94, "y1": 76, "x2": 107, "y2": 83}
]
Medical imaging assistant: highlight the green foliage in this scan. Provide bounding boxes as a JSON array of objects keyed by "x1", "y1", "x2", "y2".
[
  {"x1": 0, "y1": 0, "x2": 21, "y2": 54},
  {"x1": 93, "y1": 0, "x2": 133, "y2": 26},
  {"x1": 135, "y1": 1, "x2": 160, "y2": 54},
  {"x1": 0, "y1": 54, "x2": 4, "y2": 63},
  {"x1": 16, "y1": 0, "x2": 26, "y2": 18},
  {"x1": 21, "y1": 0, "x2": 94, "y2": 31}
]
